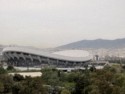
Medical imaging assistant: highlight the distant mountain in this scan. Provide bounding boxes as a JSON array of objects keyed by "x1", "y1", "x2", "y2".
[{"x1": 57, "y1": 38, "x2": 125, "y2": 49}]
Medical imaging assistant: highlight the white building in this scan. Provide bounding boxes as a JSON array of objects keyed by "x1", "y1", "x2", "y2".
[{"x1": 2, "y1": 47, "x2": 92, "y2": 68}]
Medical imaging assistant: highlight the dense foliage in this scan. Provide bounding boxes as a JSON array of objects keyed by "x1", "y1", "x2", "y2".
[
  {"x1": 0, "y1": 67, "x2": 45, "y2": 94},
  {"x1": 0, "y1": 65, "x2": 125, "y2": 94},
  {"x1": 41, "y1": 66, "x2": 125, "y2": 94}
]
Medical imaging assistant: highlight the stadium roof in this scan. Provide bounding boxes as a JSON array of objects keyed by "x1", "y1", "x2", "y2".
[{"x1": 2, "y1": 47, "x2": 92, "y2": 62}]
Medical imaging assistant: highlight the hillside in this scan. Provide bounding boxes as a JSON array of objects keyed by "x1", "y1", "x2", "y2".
[{"x1": 57, "y1": 38, "x2": 125, "y2": 49}]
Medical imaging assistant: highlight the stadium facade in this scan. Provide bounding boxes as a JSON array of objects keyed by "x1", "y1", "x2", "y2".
[{"x1": 2, "y1": 47, "x2": 92, "y2": 68}]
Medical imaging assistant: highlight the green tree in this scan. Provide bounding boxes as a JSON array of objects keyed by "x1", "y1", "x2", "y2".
[
  {"x1": 0, "y1": 67, "x2": 7, "y2": 74},
  {"x1": 7, "y1": 65, "x2": 15, "y2": 71},
  {"x1": 0, "y1": 81, "x2": 4, "y2": 93},
  {"x1": 12, "y1": 83, "x2": 21, "y2": 94},
  {"x1": 0, "y1": 75, "x2": 14, "y2": 93},
  {"x1": 19, "y1": 76, "x2": 45, "y2": 94},
  {"x1": 61, "y1": 89, "x2": 71, "y2": 94},
  {"x1": 13, "y1": 74, "x2": 24, "y2": 82}
]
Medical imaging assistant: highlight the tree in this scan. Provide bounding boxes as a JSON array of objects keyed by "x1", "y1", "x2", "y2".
[
  {"x1": 13, "y1": 74, "x2": 24, "y2": 82},
  {"x1": 61, "y1": 89, "x2": 71, "y2": 94},
  {"x1": 12, "y1": 83, "x2": 22, "y2": 94},
  {"x1": 89, "y1": 66, "x2": 96, "y2": 72},
  {"x1": 19, "y1": 76, "x2": 45, "y2": 94},
  {"x1": 74, "y1": 74, "x2": 90, "y2": 94},
  {"x1": 0, "y1": 75, "x2": 14, "y2": 93},
  {"x1": 7, "y1": 65, "x2": 15, "y2": 71},
  {"x1": 0, "y1": 81, "x2": 4, "y2": 93},
  {"x1": 0, "y1": 67, "x2": 7, "y2": 74}
]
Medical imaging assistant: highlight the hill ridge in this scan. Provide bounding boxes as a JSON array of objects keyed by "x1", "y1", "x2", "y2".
[{"x1": 57, "y1": 38, "x2": 125, "y2": 49}]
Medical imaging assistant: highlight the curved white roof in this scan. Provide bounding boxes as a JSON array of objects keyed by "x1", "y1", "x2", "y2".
[
  {"x1": 2, "y1": 47, "x2": 92, "y2": 62},
  {"x1": 53, "y1": 50, "x2": 89, "y2": 58}
]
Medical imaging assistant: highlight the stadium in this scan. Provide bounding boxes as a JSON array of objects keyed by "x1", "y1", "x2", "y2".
[{"x1": 2, "y1": 46, "x2": 92, "y2": 68}]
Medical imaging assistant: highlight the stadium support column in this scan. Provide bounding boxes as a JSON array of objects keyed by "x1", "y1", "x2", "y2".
[
  {"x1": 4, "y1": 53, "x2": 10, "y2": 65},
  {"x1": 26, "y1": 60, "x2": 29, "y2": 71},
  {"x1": 57, "y1": 59, "x2": 59, "y2": 67},
  {"x1": 21, "y1": 53, "x2": 26, "y2": 60},
  {"x1": 47, "y1": 58, "x2": 50, "y2": 66},
  {"x1": 25, "y1": 57, "x2": 30, "y2": 71},
  {"x1": 73, "y1": 62, "x2": 76, "y2": 67},
  {"x1": 65, "y1": 61, "x2": 68, "y2": 67},
  {"x1": 38, "y1": 56, "x2": 41, "y2": 63}
]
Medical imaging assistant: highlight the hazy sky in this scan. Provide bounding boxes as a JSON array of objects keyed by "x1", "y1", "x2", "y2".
[{"x1": 0, "y1": 0, "x2": 125, "y2": 48}]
